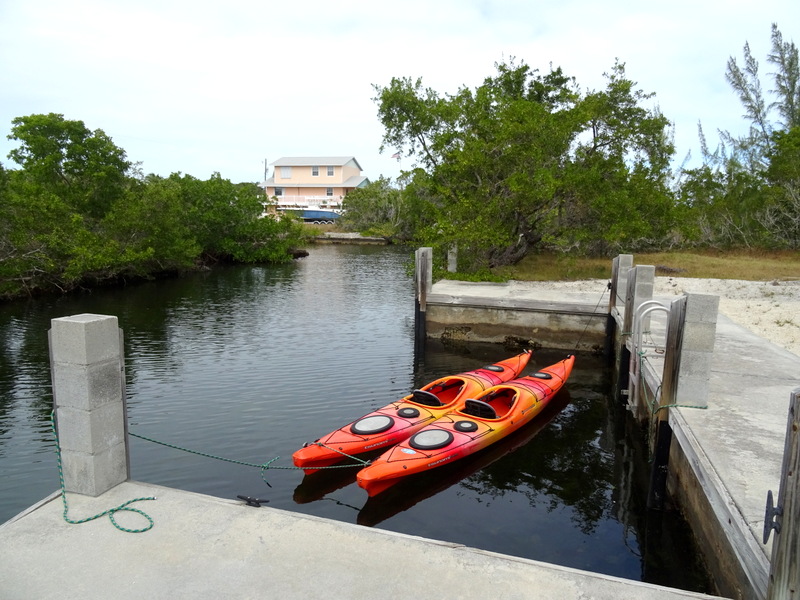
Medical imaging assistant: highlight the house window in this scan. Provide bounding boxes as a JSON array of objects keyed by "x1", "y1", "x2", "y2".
[
  {"x1": 327, "y1": 165, "x2": 334, "y2": 176},
  {"x1": 275, "y1": 187, "x2": 283, "y2": 196},
  {"x1": 312, "y1": 166, "x2": 319, "y2": 176},
  {"x1": 280, "y1": 167, "x2": 291, "y2": 178},
  {"x1": 326, "y1": 188, "x2": 333, "y2": 196}
]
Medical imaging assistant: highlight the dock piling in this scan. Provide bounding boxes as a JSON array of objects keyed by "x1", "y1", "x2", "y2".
[
  {"x1": 608, "y1": 254, "x2": 633, "y2": 316},
  {"x1": 648, "y1": 293, "x2": 719, "y2": 510},
  {"x1": 766, "y1": 388, "x2": 800, "y2": 600},
  {"x1": 49, "y1": 314, "x2": 129, "y2": 496},
  {"x1": 415, "y1": 248, "x2": 433, "y2": 356}
]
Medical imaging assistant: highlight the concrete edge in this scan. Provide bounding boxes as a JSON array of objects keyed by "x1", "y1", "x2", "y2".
[
  {"x1": 669, "y1": 409, "x2": 770, "y2": 596},
  {"x1": 0, "y1": 490, "x2": 60, "y2": 531},
  {"x1": 427, "y1": 294, "x2": 608, "y2": 316},
  {"x1": 452, "y1": 545, "x2": 720, "y2": 599},
  {"x1": 112, "y1": 482, "x2": 724, "y2": 599}
]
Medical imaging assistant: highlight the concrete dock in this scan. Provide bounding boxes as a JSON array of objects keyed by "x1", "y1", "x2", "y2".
[
  {"x1": 1, "y1": 482, "x2": 719, "y2": 600},
  {"x1": 423, "y1": 278, "x2": 800, "y2": 600},
  {"x1": 1, "y1": 275, "x2": 797, "y2": 599}
]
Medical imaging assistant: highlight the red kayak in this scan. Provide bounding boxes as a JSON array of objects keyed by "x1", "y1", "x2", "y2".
[
  {"x1": 357, "y1": 355, "x2": 574, "y2": 496},
  {"x1": 292, "y1": 351, "x2": 532, "y2": 473}
]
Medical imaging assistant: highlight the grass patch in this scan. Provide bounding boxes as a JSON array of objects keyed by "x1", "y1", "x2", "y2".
[{"x1": 497, "y1": 250, "x2": 800, "y2": 282}]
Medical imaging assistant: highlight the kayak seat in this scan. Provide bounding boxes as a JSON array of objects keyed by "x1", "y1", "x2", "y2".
[
  {"x1": 412, "y1": 389, "x2": 443, "y2": 407},
  {"x1": 462, "y1": 399, "x2": 497, "y2": 420}
]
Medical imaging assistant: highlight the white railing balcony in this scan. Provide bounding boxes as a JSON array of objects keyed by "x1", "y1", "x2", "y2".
[{"x1": 270, "y1": 195, "x2": 343, "y2": 209}]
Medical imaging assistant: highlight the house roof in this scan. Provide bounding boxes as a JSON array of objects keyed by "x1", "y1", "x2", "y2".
[
  {"x1": 263, "y1": 175, "x2": 369, "y2": 188},
  {"x1": 271, "y1": 156, "x2": 363, "y2": 170}
]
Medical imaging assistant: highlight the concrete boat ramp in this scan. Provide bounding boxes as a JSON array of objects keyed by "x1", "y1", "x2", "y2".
[{"x1": 1, "y1": 270, "x2": 797, "y2": 599}]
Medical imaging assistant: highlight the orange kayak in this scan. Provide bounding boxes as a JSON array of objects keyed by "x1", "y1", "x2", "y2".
[
  {"x1": 292, "y1": 351, "x2": 532, "y2": 473},
  {"x1": 357, "y1": 354, "x2": 574, "y2": 496}
]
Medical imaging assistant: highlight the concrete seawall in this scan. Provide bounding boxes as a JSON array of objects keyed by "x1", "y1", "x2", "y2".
[
  {"x1": 420, "y1": 265, "x2": 799, "y2": 600},
  {"x1": 315, "y1": 232, "x2": 389, "y2": 245},
  {"x1": 425, "y1": 279, "x2": 608, "y2": 352}
]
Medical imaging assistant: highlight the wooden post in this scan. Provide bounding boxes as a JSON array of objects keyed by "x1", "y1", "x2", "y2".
[
  {"x1": 414, "y1": 248, "x2": 432, "y2": 356},
  {"x1": 621, "y1": 265, "x2": 654, "y2": 413},
  {"x1": 659, "y1": 295, "x2": 687, "y2": 413},
  {"x1": 647, "y1": 295, "x2": 686, "y2": 509},
  {"x1": 608, "y1": 253, "x2": 633, "y2": 315},
  {"x1": 622, "y1": 264, "x2": 654, "y2": 340},
  {"x1": 648, "y1": 293, "x2": 719, "y2": 510},
  {"x1": 766, "y1": 389, "x2": 800, "y2": 600}
]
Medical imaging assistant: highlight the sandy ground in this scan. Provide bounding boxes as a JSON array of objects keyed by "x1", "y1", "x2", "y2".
[{"x1": 539, "y1": 277, "x2": 800, "y2": 357}]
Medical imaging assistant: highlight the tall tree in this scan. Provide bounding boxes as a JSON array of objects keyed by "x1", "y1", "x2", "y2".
[
  {"x1": 6, "y1": 113, "x2": 131, "y2": 219},
  {"x1": 374, "y1": 59, "x2": 674, "y2": 270},
  {"x1": 374, "y1": 61, "x2": 582, "y2": 271},
  {"x1": 767, "y1": 23, "x2": 800, "y2": 130},
  {"x1": 717, "y1": 24, "x2": 799, "y2": 173},
  {"x1": 677, "y1": 24, "x2": 800, "y2": 249},
  {"x1": 725, "y1": 41, "x2": 773, "y2": 171},
  {"x1": 762, "y1": 126, "x2": 800, "y2": 248},
  {"x1": 559, "y1": 61, "x2": 675, "y2": 254}
]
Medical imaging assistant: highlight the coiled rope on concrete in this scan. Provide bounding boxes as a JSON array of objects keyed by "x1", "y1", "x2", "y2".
[{"x1": 50, "y1": 411, "x2": 156, "y2": 533}]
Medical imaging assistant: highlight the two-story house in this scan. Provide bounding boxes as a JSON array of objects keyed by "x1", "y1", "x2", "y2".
[{"x1": 264, "y1": 157, "x2": 369, "y2": 220}]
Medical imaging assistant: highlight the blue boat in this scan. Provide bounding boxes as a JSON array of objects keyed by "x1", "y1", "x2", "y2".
[{"x1": 299, "y1": 209, "x2": 340, "y2": 224}]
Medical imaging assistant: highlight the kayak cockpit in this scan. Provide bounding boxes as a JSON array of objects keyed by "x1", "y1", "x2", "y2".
[
  {"x1": 410, "y1": 378, "x2": 467, "y2": 407},
  {"x1": 461, "y1": 388, "x2": 518, "y2": 420}
]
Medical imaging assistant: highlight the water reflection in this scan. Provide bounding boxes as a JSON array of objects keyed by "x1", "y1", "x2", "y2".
[{"x1": 0, "y1": 245, "x2": 710, "y2": 592}]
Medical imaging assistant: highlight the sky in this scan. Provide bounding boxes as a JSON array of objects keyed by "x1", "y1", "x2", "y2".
[{"x1": 1, "y1": 0, "x2": 798, "y2": 185}]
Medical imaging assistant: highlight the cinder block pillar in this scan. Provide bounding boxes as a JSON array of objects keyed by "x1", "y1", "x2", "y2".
[
  {"x1": 49, "y1": 314, "x2": 128, "y2": 496},
  {"x1": 662, "y1": 293, "x2": 719, "y2": 410}
]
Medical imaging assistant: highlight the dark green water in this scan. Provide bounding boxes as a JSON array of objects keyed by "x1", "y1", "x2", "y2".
[{"x1": 0, "y1": 244, "x2": 711, "y2": 592}]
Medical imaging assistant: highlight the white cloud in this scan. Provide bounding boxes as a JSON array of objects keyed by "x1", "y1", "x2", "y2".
[{"x1": 1, "y1": 0, "x2": 798, "y2": 182}]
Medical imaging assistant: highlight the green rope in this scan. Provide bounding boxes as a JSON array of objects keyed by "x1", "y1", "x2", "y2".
[
  {"x1": 632, "y1": 352, "x2": 708, "y2": 450},
  {"x1": 51, "y1": 413, "x2": 371, "y2": 532},
  {"x1": 573, "y1": 284, "x2": 609, "y2": 351},
  {"x1": 128, "y1": 432, "x2": 371, "y2": 488},
  {"x1": 51, "y1": 412, "x2": 156, "y2": 533},
  {"x1": 653, "y1": 403, "x2": 708, "y2": 415}
]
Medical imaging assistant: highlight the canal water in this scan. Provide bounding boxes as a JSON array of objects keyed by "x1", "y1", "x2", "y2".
[{"x1": 0, "y1": 244, "x2": 711, "y2": 592}]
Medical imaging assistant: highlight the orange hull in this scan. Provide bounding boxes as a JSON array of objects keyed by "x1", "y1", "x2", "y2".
[
  {"x1": 357, "y1": 355, "x2": 574, "y2": 496},
  {"x1": 292, "y1": 351, "x2": 532, "y2": 473}
]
